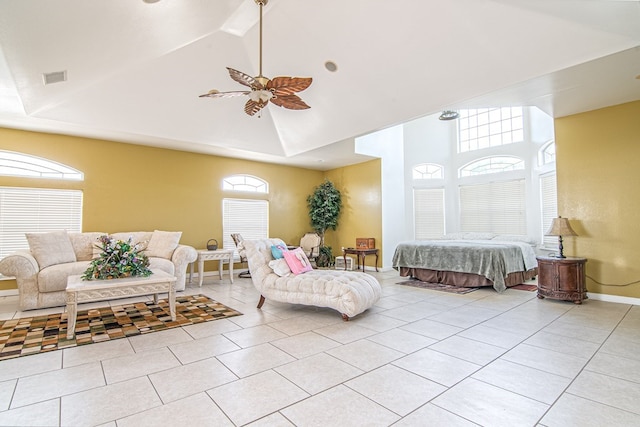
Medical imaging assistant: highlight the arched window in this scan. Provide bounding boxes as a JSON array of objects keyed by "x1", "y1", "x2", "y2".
[
  {"x1": 412, "y1": 163, "x2": 443, "y2": 180},
  {"x1": 0, "y1": 150, "x2": 83, "y2": 180},
  {"x1": 459, "y1": 156, "x2": 524, "y2": 178},
  {"x1": 539, "y1": 141, "x2": 556, "y2": 166},
  {"x1": 222, "y1": 175, "x2": 268, "y2": 193},
  {"x1": 458, "y1": 107, "x2": 524, "y2": 152}
]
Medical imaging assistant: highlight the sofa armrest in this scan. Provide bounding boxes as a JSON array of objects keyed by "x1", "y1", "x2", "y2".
[
  {"x1": 0, "y1": 251, "x2": 39, "y2": 278},
  {"x1": 172, "y1": 245, "x2": 197, "y2": 267}
]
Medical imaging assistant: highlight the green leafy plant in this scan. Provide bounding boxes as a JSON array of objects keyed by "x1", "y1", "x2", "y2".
[
  {"x1": 82, "y1": 235, "x2": 152, "y2": 280},
  {"x1": 307, "y1": 179, "x2": 342, "y2": 267}
]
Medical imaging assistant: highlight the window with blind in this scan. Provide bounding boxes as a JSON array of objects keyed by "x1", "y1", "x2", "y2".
[
  {"x1": 540, "y1": 173, "x2": 558, "y2": 248},
  {"x1": 414, "y1": 188, "x2": 445, "y2": 239},
  {"x1": 459, "y1": 179, "x2": 526, "y2": 234},
  {"x1": 222, "y1": 198, "x2": 269, "y2": 261},
  {"x1": 0, "y1": 187, "x2": 83, "y2": 259}
]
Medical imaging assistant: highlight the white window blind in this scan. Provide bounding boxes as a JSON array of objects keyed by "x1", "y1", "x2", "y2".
[
  {"x1": 459, "y1": 179, "x2": 526, "y2": 234},
  {"x1": 540, "y1": 173, "x2": 558, "y2": 248},
  {"x1": 0, "y1": 187, "x2": 83, "y2": 259},
  {"x1": 414, "y1": 188, "x2": 445, "y2": 239},
  {"x1": 222, "y1": 198, "x2": 269, "y2": 261}
]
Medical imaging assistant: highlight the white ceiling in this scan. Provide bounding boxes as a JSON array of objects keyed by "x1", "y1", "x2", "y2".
[{"x1": 0, "y1": 0, "x2": 639, "y2": 170}]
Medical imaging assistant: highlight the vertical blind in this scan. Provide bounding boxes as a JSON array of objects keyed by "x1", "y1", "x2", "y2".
[
  {"x1": 540, "y1": 173, "x2": 558, "y2": 248},
  {"x1": 459, "y1": 179, "x2": 526, "y2": 234},
  {"x1": 0, "y1": 187, "x2": 83, "y2": 259},
  {"x1": 222, "y1": 198, "x2": 269, "y2": 261},
  {"x1": 414, "y1": 188, "x2": 445, "y2": 239}
]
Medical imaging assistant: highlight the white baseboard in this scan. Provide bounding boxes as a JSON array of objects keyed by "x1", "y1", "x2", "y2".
[
  {"x1": 587, "y1": 292, "x2": 640, "y2": 306},
  {"x1": 0, "y1": 289, "x2": 18, "y2": 297}
]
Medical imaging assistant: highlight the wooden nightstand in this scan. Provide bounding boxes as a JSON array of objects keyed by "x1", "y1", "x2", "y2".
[{"x1": 536, "y1": 256, "x2": 587, "y2": 304}]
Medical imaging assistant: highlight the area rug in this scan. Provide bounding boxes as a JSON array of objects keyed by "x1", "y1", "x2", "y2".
[
  {"x1": 397, "y1": 280, "x2": 480, "y2": 294},
  {"x1": 509, "y1": 284, "x2": 538, "y2": 292},
  {"x1": 0, "y1": 294, "x2": 242, "y2": 361}
]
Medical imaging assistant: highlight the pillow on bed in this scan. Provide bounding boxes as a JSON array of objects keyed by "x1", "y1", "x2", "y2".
[
  {"x1": 492, "y1": 234, "x2": 537, "y2": 245},
  {"x1": 462, "y1": 232, "x2": 496, "y2": 240},
  {"x1": 443, "y1": 233, "x2": 466, "y2": 240}
]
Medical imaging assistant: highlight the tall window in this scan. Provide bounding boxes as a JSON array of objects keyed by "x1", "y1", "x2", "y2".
[
  {"x1": 414, "y1": 188, "x2": 445, "y2": 239},
  {"x1": 540, "y1": 173, "x2": 558, "y2": 248},
  {"x1": 222, "y1": 199, "x2": 269, "y2": 260},
  {"x1": 459, "y1": 179, "x2": 526, "y2": 234},
  {"x1": 0, "y1": 187, "x2": 83, "y2": 259},
  {"x1": 458, "y1": 107, "x2": 524, "y2": 152}
]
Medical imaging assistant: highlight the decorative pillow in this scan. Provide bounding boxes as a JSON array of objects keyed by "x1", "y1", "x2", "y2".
[
  {"x1": 145, "y1": 230, "x2": 182, "y2": 259},
  {"x1": 492, "y1": 234, "x2": 538, "y2": 245},
  {"x1": 26, "y1": 230, "x2": 77, "y2": 269},
  {"x1": 462, "y1": 232, "x2": 496, "y2": 240},
  {"x1": 271, "y1": 244, "x2": 288, "y2": 259},
  {"x1": 268, "y1": 259, "x2": 291, "y2": 276},
  {"x1": 283, "y1": 247, "x2": 313, "y2": 275}
]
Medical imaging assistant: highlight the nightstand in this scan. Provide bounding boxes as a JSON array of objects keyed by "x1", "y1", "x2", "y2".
[{"x1": 536, "y1": 256, "x2": 587, "y2": 304}]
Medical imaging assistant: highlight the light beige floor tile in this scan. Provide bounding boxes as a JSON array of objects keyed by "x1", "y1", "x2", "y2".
[
  {"x1": 268, "y1": 315, "x2": 337, "y2": 335},
  {"x1": 116, "y1": 392, "x2": 234, "y2": 427},
  {"x1": 0, "y1": 398, "x2": 59, "y2": 427},
  {"x1": 0, "y1": 379, "x2": 16, "y2": 411},
  {"x1": 524, "y1": 330, "x2": 601, "y2": 359},
  {"x1": 428, "y1": 305, "x2": 501, "y2": 329},
  {"x1": 541, "y1": 392, "x2": 640, "y2": 426},
  {"x1": 223, "y1": 324, "x2": 287, "y2": 348},
  {"x1": 432, "y1": 378, "x2": 549, "y2": 427},
  {"x1": 542, "y1": 319, "x2": 612, "y2": 344},
  {"x1": 217, "y1": 343, "x2": 295, "y2": 378},
  {"x1": 127, "y1": 327, "x2": 194, "y2": 352},
  {"x1": 472, "y1": 359, "x2": 571, "y2": 404},
  {"x1": 586, "y1": 352, "x2": 640, "y2": 383},
  {"x1": 568, "y1": 370, "x2": 640, "y2": 414},
  {"x1": 281, "y1": 384, "x2": 399, "y2": 426},
  {"x1": 228, "y1": 311, "x2": 284, "y2": 328},
  {"x1": 600, "y1": 334, "x2": 640, "y2": 361},
  {"x1": 181, "y1": 318, "x2": 242, "y2": 339},
  {"x1": 429, "y1": 336, "x2": 506, "y2": 365},
  {"x1": 246, "y1": 412, "x2": 295, "y2": 426},
  {"x1": 60, "y1": 377, "x2": 161, "y2": 426},
  {"x1": 207, "y1": 370, "x2": 308, "y2": 426},
  {"x1": 393, "y1": 348, "x2": 481, "y2": 387},
  {"x1": 346, "y1": 364, "x2": 446, "y2": 416},
  {"x1": 0, "y1": 351, "x2": 61, "y2": 382},
  {"x1": 313, "y1": 322, "x2": 377, "y2": 344},
  {"x1": 62, "y1": 337, "x2": 135, "y2": 368},
  {"x1": 400, "y1": 319, "x2": 463, "y2": 340},
  {"x1": 366, "y1": 328, "x2": 436, "y2": 354},
  {"x1": 392, "y1": 402, "x2": 478, "y2": 427},
  {"x1": 169, "y1": 334, "x2": 240, "y2": 364},
  {"x1": 12, "y1": 362, "x2": 105, "y2": 408},
  {"x1": 502, "y1": 343, "x2": 588, "y2": 378},
  {"x1": 325, "y1": 339, "x2": 404, "y2": 371},
  {"x1": 374, "y1": 296, "x2": 414, "y2": 310},
  {"x1": 270, "y1": 331, "x2": 340, "y2": 359},
  {"x1": 275, "y1": 352, "x2": 363, "y2": 395},
  {"x1": 102, "y1": 347, "x2": 180, "y2": 384},
  {"x1": 379, "y1": 303, "x2": 433, "y2": 322},
  {"x1": 457, "y1": 324, "x2": 528, "y2": 349},
  {"x1": 349, "y1": 312, "x2": 407, "y2": 332},
  {"x1": 149, "y1": 357, "x2": 237, "y2": 403}
]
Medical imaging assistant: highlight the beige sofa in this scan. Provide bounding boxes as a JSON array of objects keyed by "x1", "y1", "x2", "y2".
[{"x1": 0, "y1": 230, "x2": 197, "y2": 310}]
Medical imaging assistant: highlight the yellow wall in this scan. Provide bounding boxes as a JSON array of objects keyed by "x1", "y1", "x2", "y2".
[
  {"x1": 555, "y1": 100, "x2": 640, "y2": 298},
  {"x1": 325, "y1": 159, "x2": 382, "y2": 269}
]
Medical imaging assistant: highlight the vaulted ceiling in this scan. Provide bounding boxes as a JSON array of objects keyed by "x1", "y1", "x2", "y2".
[{"x1": 0, "y1": 0, "x2": 639, "y2": 170}]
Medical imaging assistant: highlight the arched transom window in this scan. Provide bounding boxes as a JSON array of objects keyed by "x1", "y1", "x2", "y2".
[
  {"x1": 412, "y1": 163, "x2": 443, "y2": 180},
  {"x1": 0, "y1": 150, "x2": 83, "y2": 180},
  {"x1": 459, "y1": 156, "x2": 524, "y2": 178},
  {"x1": 222, "y1": 175, "x2": 268, "y2": 193}
]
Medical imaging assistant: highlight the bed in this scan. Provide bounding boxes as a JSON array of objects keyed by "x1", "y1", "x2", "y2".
[{"x1": 392, "y1": 235, "x2": 538, "y2": 292}]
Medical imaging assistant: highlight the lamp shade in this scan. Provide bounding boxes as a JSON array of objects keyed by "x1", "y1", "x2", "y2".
[{"x1": 545, "y1": 216, "x2": 578, "y2": 237}]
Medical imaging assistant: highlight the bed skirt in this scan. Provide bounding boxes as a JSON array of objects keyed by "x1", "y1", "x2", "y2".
[{"x1": 398, "y1": 267, "x2": 538, "y2": 288}]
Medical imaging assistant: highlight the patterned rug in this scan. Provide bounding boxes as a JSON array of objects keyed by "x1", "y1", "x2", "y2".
[
  {"x1": 0, "y1": 294, "x2": 242, "y2": 361},
  {"x1": 397, "y1": 280, "x2": 480, "y2": 294}
]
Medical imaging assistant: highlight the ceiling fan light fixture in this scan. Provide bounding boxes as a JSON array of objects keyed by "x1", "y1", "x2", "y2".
[{"x1": 439, "y1": 110, "x2": 459, "y2": 120}]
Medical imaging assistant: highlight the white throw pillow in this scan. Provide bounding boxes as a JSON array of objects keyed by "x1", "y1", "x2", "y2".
[
  {"x1": 145, "y1": 230, "x2": 182, "y2": 259},
  {"x1": 26, "y1": 230, "x2": 77, "y2": 269},
  {"x1": 268, "y1": 259, "x2": 291, "y2": 277}
]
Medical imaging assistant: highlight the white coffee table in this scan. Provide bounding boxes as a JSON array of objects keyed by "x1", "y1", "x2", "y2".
[
  {"x1": 189, "y1": 249, "x2": 234, "y2": 286},
  {"x1": 66, "y1": 270, "x2": 177, "y2": 339}
]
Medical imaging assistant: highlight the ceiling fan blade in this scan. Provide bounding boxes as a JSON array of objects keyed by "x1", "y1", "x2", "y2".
[
  {"x1": 267, "y1": 76, "x2": 312, "y2": 96},
  {"x1": 199, "y1": 89, "x2": 250, "y2": 98},
  {"x1": 270, "y1": 94, "x2": 310, "y2": 110},
  {"x1": 228, "y1": 67, "x2": 263, "y2": 89},
  {"x1": 244, "y1": 98, "x2": 268, "y2": 116}
]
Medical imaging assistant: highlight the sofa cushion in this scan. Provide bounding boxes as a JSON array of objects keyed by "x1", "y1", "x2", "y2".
[
  {"x1": 145, "y1": 230, "x2": 182, "y2": 259},
  {"x1": 26, "y1": 231, "x2": 77, "y2": 269},
  {"x1": 37, "y1": 261, "x2": 91, "y2": 293},
  {"x1": 68, "y1": 232, "x2": 106, "y2": 261}
]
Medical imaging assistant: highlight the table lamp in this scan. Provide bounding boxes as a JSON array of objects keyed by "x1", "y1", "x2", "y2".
[{"x1": 545, "y1": 216, "x2": 578, "y2": 258}]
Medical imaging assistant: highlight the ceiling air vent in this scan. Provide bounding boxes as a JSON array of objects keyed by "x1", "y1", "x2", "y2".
[{"x1": 42, "y1": 70, "x2": 67, "y2": 85}]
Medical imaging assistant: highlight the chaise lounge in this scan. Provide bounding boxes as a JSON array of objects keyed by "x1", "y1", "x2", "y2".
[{"x1": 241, "y1": 238, "x2": 382, "y2": 320}]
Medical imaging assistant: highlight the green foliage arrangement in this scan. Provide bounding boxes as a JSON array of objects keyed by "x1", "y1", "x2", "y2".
[
  {"x1": 307, "y1": 179, "x2": 342, "y2": 267},
  {"x1": 81, "y1": 235, "x2": 152, "y2": 280}
]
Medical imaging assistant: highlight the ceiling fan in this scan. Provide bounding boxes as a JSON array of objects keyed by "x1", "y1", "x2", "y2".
[{"x1": 199, "y1": 0, "x2": 312, "y2": 116}]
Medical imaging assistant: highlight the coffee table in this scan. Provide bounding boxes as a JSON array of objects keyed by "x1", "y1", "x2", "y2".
[{"x1": 66, "y1": 270, "x2": 177, "y2": 339}]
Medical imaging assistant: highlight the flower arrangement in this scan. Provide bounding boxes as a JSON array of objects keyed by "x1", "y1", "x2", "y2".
[{"x1": 81, "y1": 235, "x2": 152, "y2": 280}]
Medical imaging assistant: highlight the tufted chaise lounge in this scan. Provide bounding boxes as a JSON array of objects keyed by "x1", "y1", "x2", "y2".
[{"x1": 242, "y1": 238, "x2": 382, "y2": 320}]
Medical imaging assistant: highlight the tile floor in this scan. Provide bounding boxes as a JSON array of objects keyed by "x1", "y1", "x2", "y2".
[{"x1": 1, "y1": 270, "x2": 640, "y2": 426}]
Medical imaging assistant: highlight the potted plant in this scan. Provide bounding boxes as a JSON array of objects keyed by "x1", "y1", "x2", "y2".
[{"x1": 306, "y1": 179, "x2": 342, "y2": 267}]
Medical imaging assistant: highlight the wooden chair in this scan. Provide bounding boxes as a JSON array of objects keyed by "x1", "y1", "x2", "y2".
[{"x1": 231, "y1": 233, "x2": 251, "y2": 278}]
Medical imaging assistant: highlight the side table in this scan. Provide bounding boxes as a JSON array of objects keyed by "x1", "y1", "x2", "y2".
[
  {"x1": 342, "y1": 248, "x2": 379, "y2": 272},
  {"x1": 189, "y1": 249, "x2": 234, "y2": 286},
  {"x1": 536, "y1": 256, "x2": 587, "y2": 304}
]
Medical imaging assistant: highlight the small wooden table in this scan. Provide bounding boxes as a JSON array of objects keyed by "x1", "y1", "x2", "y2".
[
  {"x1": 343, "y1": 248, "x2": 379, "y2": 272},
  {"x1": 66, "y1": 270, "x2": 177, "y2": 339},
  {"x1": 189, "y1": 249, "x2": 234, "y2": 286}
]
